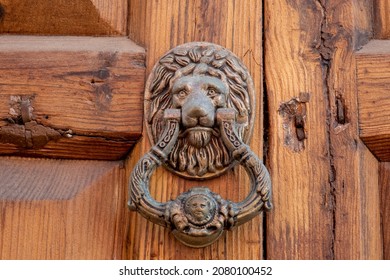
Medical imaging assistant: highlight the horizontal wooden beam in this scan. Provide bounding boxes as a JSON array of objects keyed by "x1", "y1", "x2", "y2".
[
  {"x1": 0, "y1": 36, "x2": 145, "y2": 160},
  {"x1": 356, "y1": 40, "x2": 390, "y2": 161},
  {"x1": 0, "y1": 0, "x2": 128, "y2": 35}
]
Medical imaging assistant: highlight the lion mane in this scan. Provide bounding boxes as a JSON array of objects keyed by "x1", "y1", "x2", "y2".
[{"x1": 146, "y1": 43, "x2": 253, "y2": 178}]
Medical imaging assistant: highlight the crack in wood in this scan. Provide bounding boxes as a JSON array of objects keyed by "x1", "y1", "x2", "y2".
[{"x1": 316, "y1": 0, "x2": 337, "y2": 260}]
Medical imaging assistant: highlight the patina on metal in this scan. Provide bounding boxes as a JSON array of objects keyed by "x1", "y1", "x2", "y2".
[
  {"x1": 145, "y1": 42, "x2": 255, "y2": 179},
  {"x1": 129, "y1": 42, "x2": 272, "y2": 247}
]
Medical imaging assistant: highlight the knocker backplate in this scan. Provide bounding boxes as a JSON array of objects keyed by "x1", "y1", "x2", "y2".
[{"x1": 144, "y1": 42, "x2": 256, "y2": 180}]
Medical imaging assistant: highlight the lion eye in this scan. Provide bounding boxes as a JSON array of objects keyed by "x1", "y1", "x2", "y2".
[
  {"x1": 177, "y1": 90, "x2": 188, "y2": 98},
  {"x1": 207, "y1": 88, "x2": 219, "y2": 98}
]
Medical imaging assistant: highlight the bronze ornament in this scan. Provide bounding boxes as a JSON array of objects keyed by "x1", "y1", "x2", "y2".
[
  {"x1": 129, "y1": 42, "x2": 272, "y2": 247},
  {"x1": 145, "y1": 42, "x2": 255, "y2": 179}
]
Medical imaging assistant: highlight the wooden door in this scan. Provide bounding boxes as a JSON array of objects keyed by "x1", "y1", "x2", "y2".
[
  {"x1": 264, "y1": 0, "x2": 385, "y2": 260},
  {"x1": 0, "y1": 0, "x2": 388, "y2": 260}
]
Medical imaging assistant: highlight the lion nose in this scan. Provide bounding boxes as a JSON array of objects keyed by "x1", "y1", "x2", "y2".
[{"x1": 182, "y1": 94, "x2": 215, "y2": 127}]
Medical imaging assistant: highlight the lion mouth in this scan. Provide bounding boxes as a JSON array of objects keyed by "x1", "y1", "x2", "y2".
[
  {"x1": 179, "y1": 126, "x2": 220, "y2": 137},
  {"x1": 179, "y1": 127, "x2": 220, "y2": 148}
]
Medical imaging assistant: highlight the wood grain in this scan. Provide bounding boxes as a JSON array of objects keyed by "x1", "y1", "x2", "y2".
[
  {"x1": 0, "y1": 36, "x2": 145, "y2": 160},
  {"x1": 126, "y1": 0, "x2": 264, "y2": 260},
  {"x1": 0, "y1": 157, "x2": 127, "y2": 259},
  {"x1": 264, "y1": 0, "x2": 333, "y2": 259},
  {"x1": 374, "y1": 0, "x2": 390, "y2": 39},
  {"x1": 0, "y1": 0, "x2": 127, "y2": 35},
  {"x1": 0, "y1": 137, "x2": 136, "y2": 160},
  {"x1": 265, "y1": 0, "x2": 382, "y2": 259},
  {"x1": 356, "y1": 40, "x2": 390, "y2": 161},
  {"x1": 323, "y1": 1, "x2": 381, "y2": 260},
  {"x1": 380, "y1": 162, "x2": 390, "y2": 260}
]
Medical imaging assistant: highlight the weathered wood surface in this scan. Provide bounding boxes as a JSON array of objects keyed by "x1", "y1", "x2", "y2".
[
  {"x1": 380, "y1": 162, "x2": 390, "y2": 260},
  {"x1": 0, "y1": 0, "x2": 127, "y2": 35},
  {"x1": 0, "y1": 0, "x2": 385, "y2": 261},
  {"x1": 356, "y1": 40, "x2": 390, "y2": 161},
  {"x1": 0, "y1": 36, "x2": 145, "y2": 160},
  {"x1": 374, "y1": 0, "x2": 390, "y2": 39},
  {"x1": 126, "y1": 0, "x2": 264, "y2": 260},
  {"x1": 264, "y1": 0, "x2": 382, "y2": 259},
  {"x1": 0, "y1": 157, "x2": 127, "y2": 259}
]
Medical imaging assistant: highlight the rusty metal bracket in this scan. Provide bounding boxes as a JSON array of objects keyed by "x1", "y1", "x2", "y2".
[{"x1": 128, "y1": 42, "x2": 272, "y2": 247}]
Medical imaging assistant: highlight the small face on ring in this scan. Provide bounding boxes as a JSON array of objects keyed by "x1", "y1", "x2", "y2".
[{"x1": 184, "y1": 194, "x2": 216, "y2": 226}]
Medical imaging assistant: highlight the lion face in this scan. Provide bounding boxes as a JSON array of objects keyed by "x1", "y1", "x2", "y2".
[
  {"x1": 145, "y1": 42, "x2": 255, "y2": 179},
  {"x1": 172, "y1": 75, "x2": 228, "y2": 148}
]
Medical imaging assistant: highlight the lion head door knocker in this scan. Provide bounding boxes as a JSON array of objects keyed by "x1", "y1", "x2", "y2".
[{"x1": 128, "y1": 42, "x2": 272, "y2": 247}]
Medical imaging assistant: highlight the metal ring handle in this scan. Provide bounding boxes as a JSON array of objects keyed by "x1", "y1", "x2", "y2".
[
  {"x1": 128, "y1": 108, "x2": 272, "y2": 247},
  {"x1": 128, "y1": 109, "x2": 181, "y2": 227}
]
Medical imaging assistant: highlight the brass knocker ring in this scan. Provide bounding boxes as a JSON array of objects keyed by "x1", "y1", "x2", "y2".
[{"x1": 128, "y1": 42, "x2": 272, "y2": 247}]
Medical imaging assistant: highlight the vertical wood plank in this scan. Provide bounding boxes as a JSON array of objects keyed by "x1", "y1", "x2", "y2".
[
  {"x1": 380, "y1": 162, "x2": 390, "y2": 260},
  {"x1": 0, "y1": 158, "x2": 126, "y2": 259},
  {"x1": 324, "y1": 1, "x2": 381, "y2": 260},
  {"x1": 265, "y1": 0, "x2": 382, "y2": 259},
  {"x1": 264, "y1": 0, "x2": 334, "y2": 259},
  {"x1": 374, "y1": 0, "x2": 390, "y2": 39},
  {"x1": 91, "y1": 0, "x2": 128, "y2": 34},
  {"x1": 127, "y1": 0, "x2": 264, "y2": 259}
]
